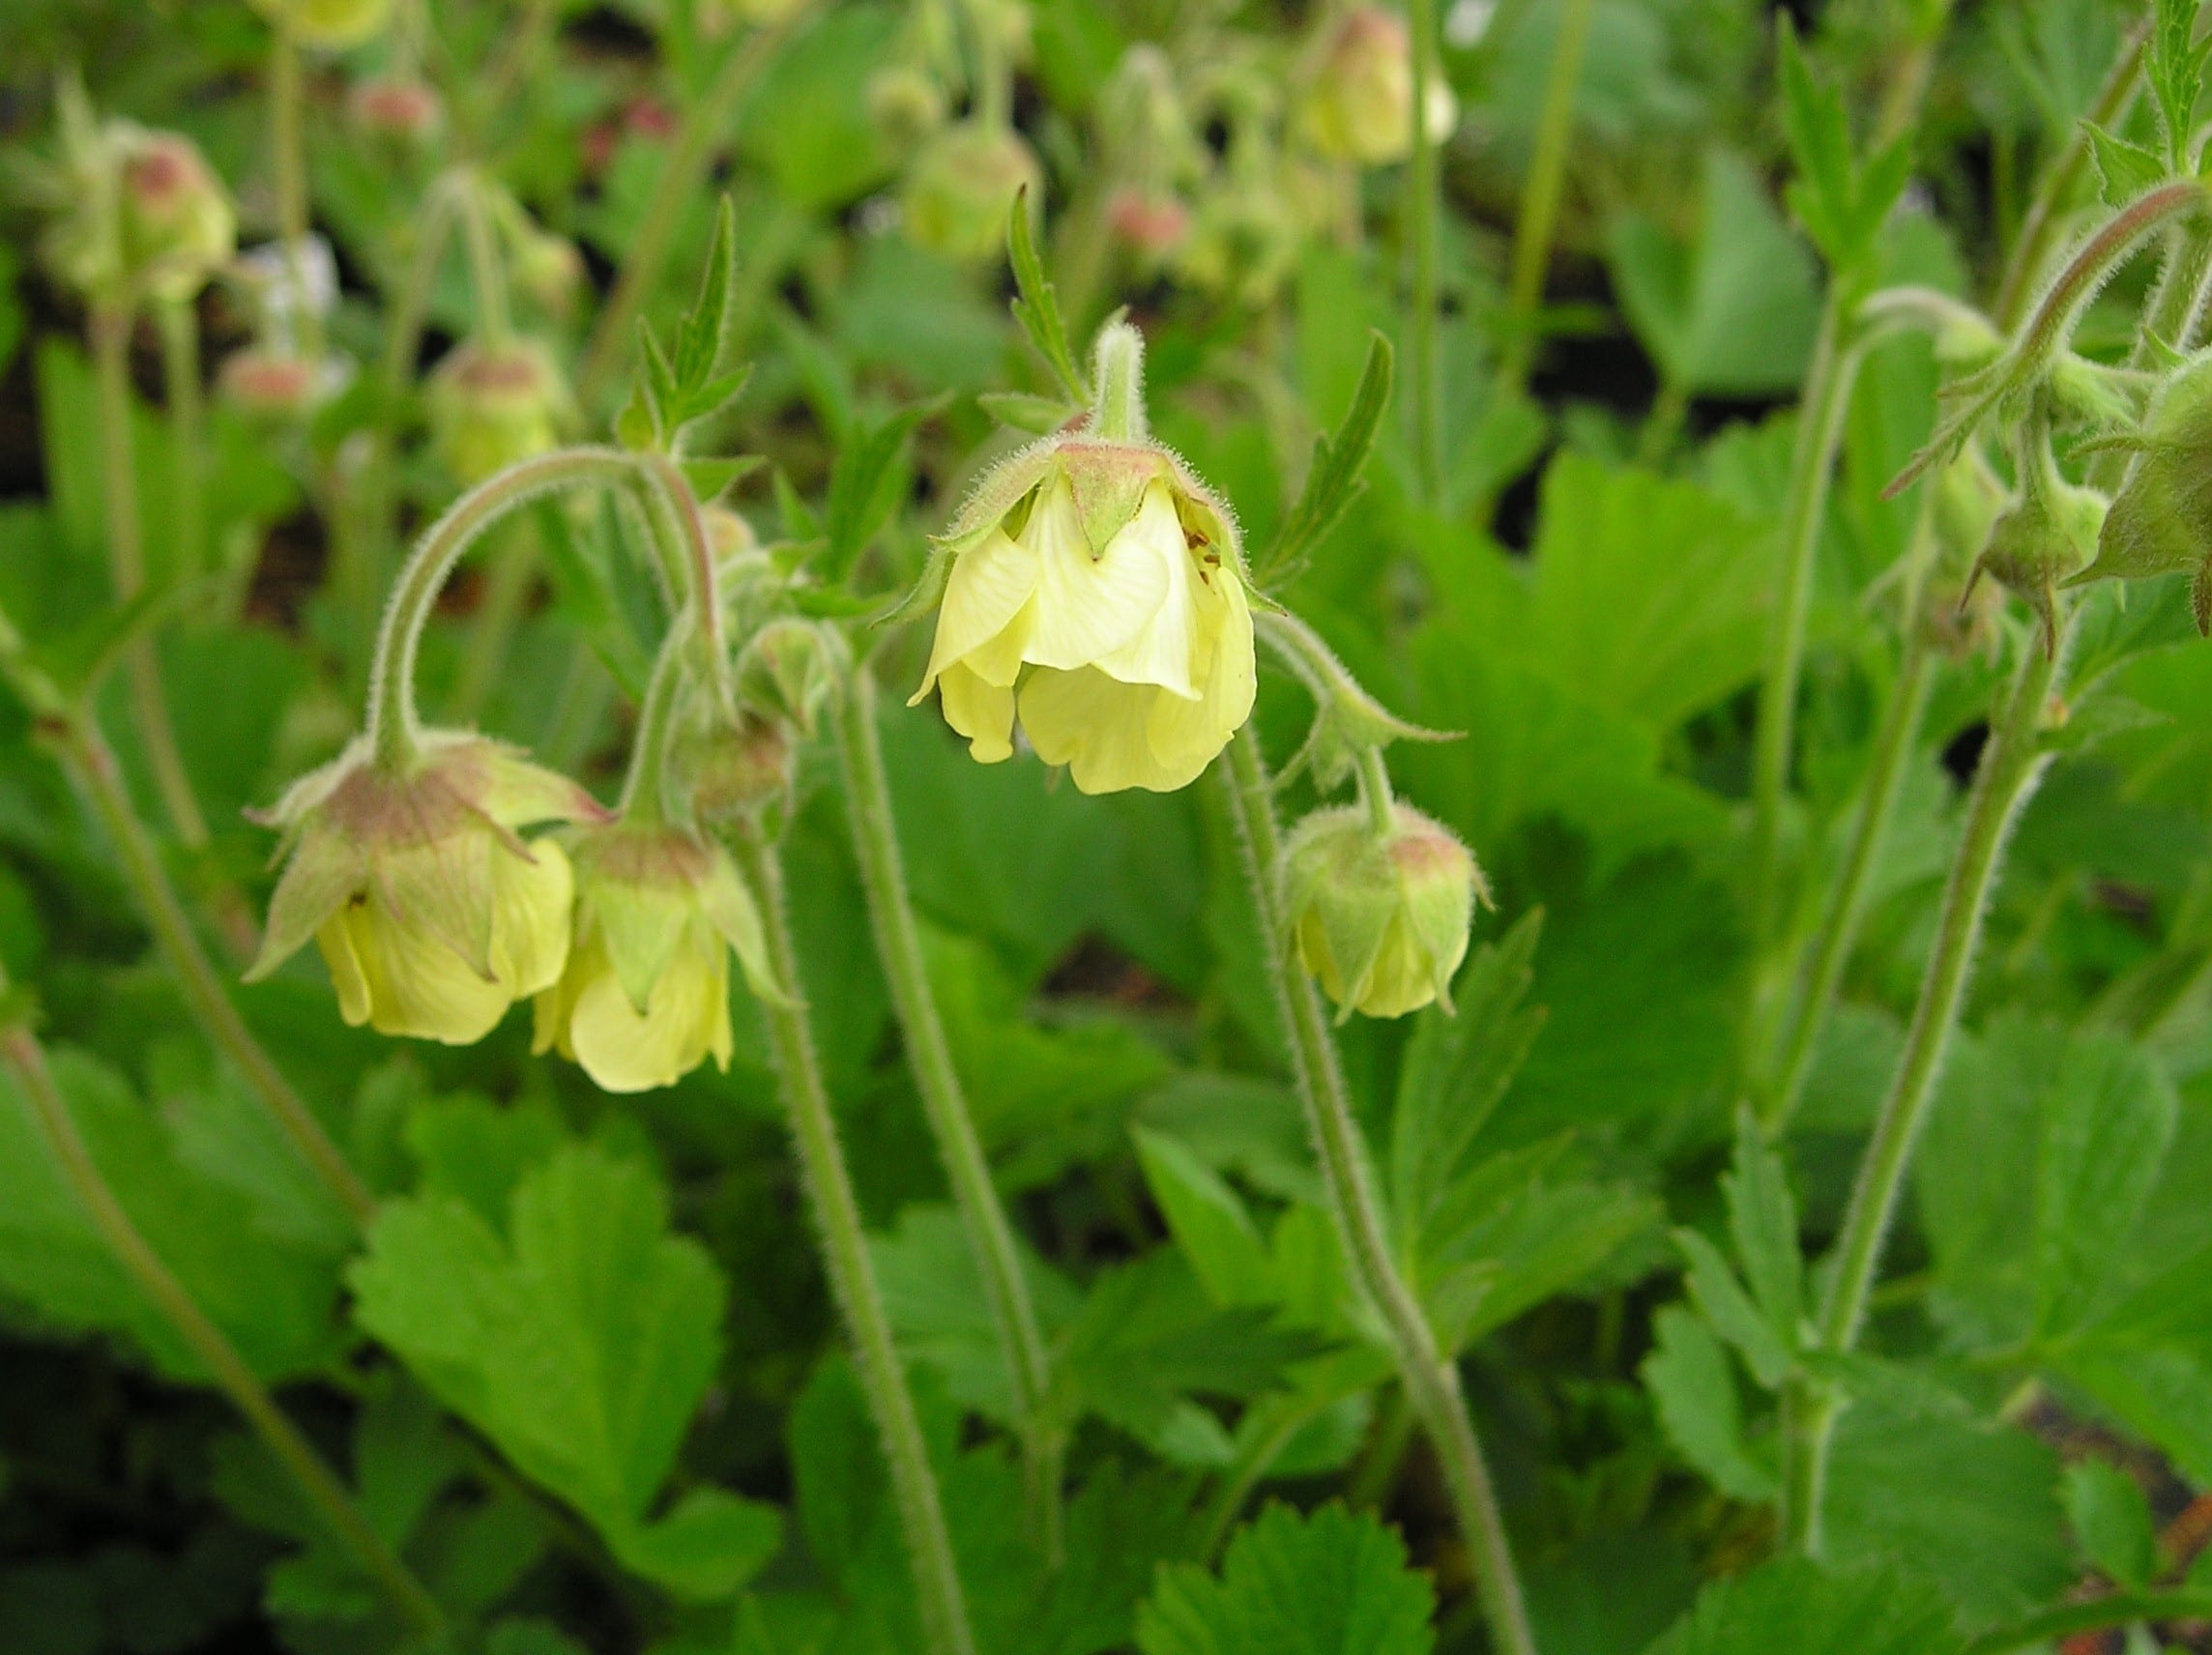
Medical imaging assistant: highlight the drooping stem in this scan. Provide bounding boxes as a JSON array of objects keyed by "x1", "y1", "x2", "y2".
[
  {"x1": 155, "y1": 298, "x2": 207, "y2": 585},
  {"x1": 366, "y1": 447, "x2": 640, "y2": 771},
  {"x1": 834, "y1": 660, "x2": 1062, "y2": 1557},
  {"x1": 1744, "y1": 298, "x2": 1857, "y2": 989},
  {"x1": 91, "y1": 297, "x2": 213, "y2": 856},
  {"x1": 576, "y1": 17, "x2": 795, "y2": 407},
  {"x1": 1498, "y1": 0, "x2": 1595, "y2": 404},
  {"x1": 1781, "y1": 629, "x2": 2063, "y2": 1552},
  {"x1": 453, "y1": 176, "x2": 513, "y2": 348},
  {"x1": 1759, "y1": 631, "x2": 1935, "y2": 1136},
  {"x1": 50, "y1": 708, "x2": 375, "y2": 1227},
  {"x1": 1221, "y1": 731, "x2": 1537, "y2": 1655},
  {"x1": 728, "y1": 825, "x2": 978, "y2": 1655},
  {"x1": 1406, "y1": 0, "x2": 1447, "y2": 491},
  {"x1": 615, "y1": 625, "x2": 692, "y2": 831},
  {"x1": 0, "y1": 988, "x2": 442, "y2": 1639}
]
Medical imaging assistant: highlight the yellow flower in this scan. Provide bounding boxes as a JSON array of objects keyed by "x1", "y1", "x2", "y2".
[
  {"x1": 911, "y1": 440, "x2": 1256, "y2": 794},
  {"x1": 249, "y1": 0, "x2": 394, "y2": 50},
  {"x1": 533, "y1": 827, "x2": 778, "y2": 1093},
  {"x1": 1283, "y1": 803, "x2": 1484, "y2": 1020},
  {"x1": 1299, "y1": 7, "x2": 1459, "y2": 167},
  {"x1": 247, "y1": 732, "x2": 607, "y2": 1043}
]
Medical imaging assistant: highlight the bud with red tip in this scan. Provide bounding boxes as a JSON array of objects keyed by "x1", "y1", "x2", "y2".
[
  {"x1": 1282, "y1": 803, "x2": 1484, "y2": 1020},
  {"x1": 349, "y1": 77, "x2": 445, "y2": 148},
  {"x1": 425, "y1": 339, "x2": 569, "y2": 485},
  {"x1": 1299, "y1": 7, "x2": 1458, "y2": 166}
]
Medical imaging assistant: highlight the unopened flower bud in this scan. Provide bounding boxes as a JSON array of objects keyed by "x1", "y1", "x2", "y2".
[
  {"x1": 678, "y1": 711, "x2": 793, "y2": 823},
  {"x1": 900, "y1": 122, "x2": 1043, "y2": 265},
  {"x1": 2069, "y1": 352, "x2": 2212, "y2": 632},
  {"x1": 426, "y1": 338, "x2": 568, "y2": 485},
  {"x1": 867, "y1": 65, "x2": 948, "y2": 149},
  {"x1": 1299, "y1": 8, "x2": 1458, "y2": 166},
  {"x1": 1969, "y1": 473, "x2": 2107, "y2": 657},
  {"x1": 250, "y1": 0, "x2": 395, "y2": 49},
  {"x1": 1175, "y1": 172, "x2": 1305, "y2": 308},
  {"x1": 1106, "y1": 189, "x2": 1191, "y2": 261},
  {"x1": 700, "y1": 503, "x2": 759, "y2": 562},
  {"x1": 533, "y1": 825, "x2": 776, "y2": 1091},
  {"x1": 349, "y1": 77, "x2": 444, "y2": 147},
  {"x1": 512, "y1": 231, "x2": 587, "y2": 320},
  {"x1": 904, "y1": 327, "x2": 1257, "y2": 794},
  {"x1": 218, "y1": 346, "x2": 324, "y2": 421},
  {"x1": 247, "y1": 733, "x2": 606, "y2": 1043},
  {"x1": 44, "y1": 126, "x2": 235, "y2": 303},
  {"x1": 1283, "y1": 802, "x2": 1483, "y2": 1020},
  {"x1": 736, "y1": 618, "x2": 845, "y2": 737}
]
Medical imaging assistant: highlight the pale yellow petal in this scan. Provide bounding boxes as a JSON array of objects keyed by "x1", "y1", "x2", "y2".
[
  {"x1": 488, "y1": 837, "x2": 574, "y2": 1000},
  {"x1": 1353, "y1": 919, "x2": 1441, "y2": 1019},
  {"x1": 564, "y1": 930, "x2": 729, "y2": 1092},
  {"x1": 940, "y1": 662, "x2": 1018, "y2": 764},
  {"x1": 314, "y1": 909, "x2": 373, "y2": 1028},
  {"x1": 344, "y1": 895, "x2": 511, "y2": 1044},
  {"x1": 1022, "y1": 476, "x2": 1170, "y2": 671},
  {"x1": 1091, "y1": 484, "x2": 1202, "y2": 698},
  {"x1": 1144, "y1": 566, "x2": 1256, "y2": 787},
  {"x1": 1019, "y1": 666, "x2": 1180, "y2": 793},
  {"x1": 912, "y1": 526, "x2": 1038, "y2": 700}
]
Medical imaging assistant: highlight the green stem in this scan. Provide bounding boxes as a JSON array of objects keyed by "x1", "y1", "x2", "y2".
[
  {"x1": 0, "y1": 1002, "x2": 443, "y2": 1639},
  {"x1": 1744, "y1": 296, "x2": 1857, "y2": 990},
  {"x1": 1407, "y1": 0, "x2": 1448, "y2": 490},
  {"x1": 53, "y1": 709, "x2": 375, "y2": 1227},
  {"x1": 1195, "y1": 1392, "x2": 1324, "y2": 1562},
  {"x1": 366, "y1": 447, "x2": 639, "y2": 771},
  {"x1": 1759, "y1": 633, "x2": 1935, "y2": 1136},
  {"x1": 92, "y1": 297, "x2": 213, "y2": 856},
  {"x1": 155, "y1": 299, "x2": 207, "y2": 586},
  {"x1": 454, "y1": 176, "x2": 513, "y2": 348},
  {"x1": 1356, "y1": 743, "x2": 1397, "y2": 838},
  {"x1": 729, "y1": 825, "x2": 978, "y2": 1655},
  {"x1": 1091, "y1": 321, "x2": 1149, "y2": 443},
  {"x1": 269, "y1": 25, "x2": 322, "y2": 362},
  {"x1": 576, "y1": 16, "x2": 795, "y2": 407},
  {"x1": 1992, "y1": 18, "x2": 2150, "y2": 332},
  {"x1": 1781, "y1": 629, "x2": 2063, "y2": 1553},
  {"x1": 615, "y1": 625, "x2": 690, "y2": 830},
  {"x1": 834, "y1": 661, "x2": 1062, "y2": 1559},
  {"x1": 1499, "y1": 0, "x2": 1595, "y2": 403},
  {"x1": 1222, "y1": 731, "x2": 1537, "y2": 1655}
]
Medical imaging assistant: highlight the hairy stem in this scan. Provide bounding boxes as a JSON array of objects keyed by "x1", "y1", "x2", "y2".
[
  {"x1": 49, "y1": 708, "x2": 374, "y2": 1225},
  {"x1": 154, "y1": 299, "x2": 207, "y2": 586},
  {"x1": 1499, "y1": 0, "x2": 1595, "y2": 403},
  {"x1": 1222, "y1": 731, "x2": 1537, "y2": 1655},
  {"x1": 577, "y1": 17, "x2": 794, "y2": 407},
  {"x1": 729, "y1": 826, "x2": 978, "y2": 1655},
  {"x1": 835, "y1": 662, "x2": 1062, "y2": 1558},
  {"x1": 0, "y1": 992, "x2": 440, "y2": 1638},
  {"x1": 1782, "y1": 631, "x2": 2062, "y2": 1551}
]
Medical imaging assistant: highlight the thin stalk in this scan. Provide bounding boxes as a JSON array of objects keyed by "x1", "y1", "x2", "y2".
[
  {"x1": 1498, "y1": 0, "x2": 1596, "y2": 403},
  {"x1": 729, "y1": 825, "x2": 978, "y2": 1655},
  {"x1": 577, "y1": 17, "x2": 794, "y2": 407},
  {"x1": 1195, "y1": 1393, "x2": 1324, "y2": 1561},
  {"x1": 56, "y1": 709, "x2": 377, "y2": 1229},
  {"x1": 1781, "y1": 631, "x2": 2063, "y2": 1552},
  {"x1": 366, "y1": 447, "x2": 639, "y2": 770},
  {"x1": 1744, "y1": 299, "x2": 1856, "y2": 989},
  {"x1": 614, "y1": 627, "x2": 690, "y2": 830},
  {"x1": 91, "y1": 298, "x2": 213, "y2": 855},
  {"x1": 269, "y1": 25, "x2": 322, "y2": 362},
  {"x1": 1991, "y1": 18, "x2": 2150, "y2": 332},
  {"x1": 154, "y1": 299, "x2": 207, "y2": 585},
  {"x1": 834, "y1": 662, "x2": 1062, "y2": 1558},
  {"x1": 0, "y1": 995, "x2": 443, "y2": 1640},
  {"x1": 1759, "y1": 633, "x2": 1935, "y2": 1136},
  {"x1": 453, "y1": 179, "x2": 513, "y2": 348},
  {"x1": 1407, "y1": 0, "x2": 1447, "y2": 491},
  {"x1": 1222, "y1": 731, "x2": 1537, "y2": 1655}
]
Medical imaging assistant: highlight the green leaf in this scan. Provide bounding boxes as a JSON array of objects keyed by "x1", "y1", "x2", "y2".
[
  {"x1": 1642, "y1": 1306, "x2": 1778, "y2": 1502},
  {"x1": 2086, "y1": 124, "x2": 2168, "y2": 207},
  {"x1": 1675, "y1": 1230, "x2": 1793, "y2": 1390},
  {"x1": 1134, "y1": 1127, "x2": 1276, "y2": 1307},
  {"x1": 2146, "y1": 0, "x2": 2209, "y2": 166},
  {"x1": 825, "y1": 398, "x2": 939, "y2": 582},
  {"x1": 349, "y1": 1145, "x2": 775, "y2": 1599},
  {"x1": 1723, "y1": 1110, "x2": 1802, "y2": 1345},
  {"x1": 1259, "y1": 332, "x2": 1394, "y2": 588},
  {"x1": 1775, "y1": 18, "x2": 1913, "y2": 274},
  {"x1": 978, "y1": 391, "x2": 1081, "y2": 434},
  {"x1": 1641, "y1": 1556, "x2": 1963, "y2": 1655},
  {"x1": 2064, "y1": 1461, "x2": 2159, "y2": 1591},
  {"x1": 1138, "y1": 1501, "x2": 1436, "y2": 1655},
  {"x1": 1008, "y1": 185, "x2": 1088, "y2": 404}
]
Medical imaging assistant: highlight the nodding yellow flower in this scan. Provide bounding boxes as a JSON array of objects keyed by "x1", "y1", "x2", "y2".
[
  {"x1": 1283, "y1": 803, "x2": 1485, "y2": 1021},
  {"x1": 248, "y1": 0, "x2": 395, "y2": 50},
  {"x1": 533, "y1": 827, "x2": 779, "y2": 1093},
  {"x1": 247, "y1": 733, "x2": 607, "y2": 1044},
  {"x1": 42, "y1": 123, "x2": 236, "y2": 305},
  {"x1": 1299, "y1": 7, "x2": 1459, "y2": 167},
  {"x1": 910, "y1": 438, "x2": 1257, "y2": 794}
]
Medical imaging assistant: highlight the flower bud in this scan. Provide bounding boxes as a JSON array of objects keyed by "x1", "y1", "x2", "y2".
[
  {"x1": 533, "y1": 826, "x2": 777, "y2": 1092},
  {"x1": 736, "y1": 618, "x2": 845, "y2": 738},
  {"x1": 43, "y1": 126, "x2": 235, "y2": 304},
  {"x1": 1106, "y1": 189, "x2": 1191, "y2": 262},
  {"x1": 249, "y1": 0, "x2": 394, "y2": 49},
  {"x1": 512, "y1": 230, "x2": 587, "y2": 321},
  {"x1": 1969, "y1": 474, "x2": 2107, "y2": 657},
  {"x1": 905, "y1": 363, "x2": 1258, "y2": 794},
  {"x1": 218, "y1": 347, "x2": 324, "y2": 421},
  {"x1": 701, "y1": 502, "x2": 760, "y2": 562},
  {"x1": 678, "y1": 712, "x2": 794, "y2": 824},
  {"x1": 348, "y1": 77, "x2": 444, "y2": 147},
  {"x1": 2068, "y1": 352, "x2": 2212, "y2": 631},
  {"x1": 247, "y1": 733, "x2": 607, "y2": 1044},
  {"x1": 1283, "y1": 803, "x2": 1482, "y2": 1020},
  {"x1": 866, "y1": 65, "x2": 948, "y2": 150},
  {"x1": 425, "y1": 339, "x2": 568, "y2": 485},
  {"x1": 1174, "y1": 168, "x2": 1307, "y2": 308},
  {"x1": 900, "y1": 122, "x2": 1043, "y2": 265},
  {"x1": 1299, "y1": 8, "x2": 1458, "y2": 166}
]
